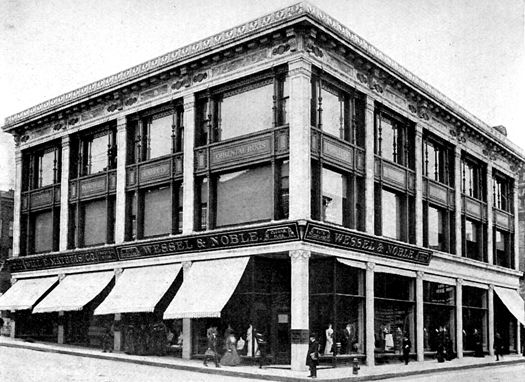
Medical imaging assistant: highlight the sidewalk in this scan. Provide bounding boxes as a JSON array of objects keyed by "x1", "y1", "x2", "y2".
[{"x1": 1, "y1": 336, "x2": 524, "y2": 381}]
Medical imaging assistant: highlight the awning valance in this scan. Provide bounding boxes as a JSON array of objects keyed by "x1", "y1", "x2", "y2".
[
  {"x1": 494, "y1": 286, "x2": 525, "y2": 325},
  {"x1": 33, "y1": 271, "x2": 114, "y2": 313},
  {"x1": 0, "y1": 276, "x2": 57, "y2": 311},
  {"x1": 163, "y1": 257, "x2": 249, "y2": 319},
  {"x1": 94, "y1": 263, "x2": 182, "y2": 315}
]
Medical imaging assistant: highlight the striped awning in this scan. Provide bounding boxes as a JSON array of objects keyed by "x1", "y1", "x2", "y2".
[
  {"x1": 163, "y1": 257, "x2": 249, "y2": 319},
  {"x1": 33, "y1": 271, "x2": 114, "y2": 313},
  {"x1": 94, "y1": 263, "x2": 182, "y2": 315},
  {"x1": 0, "y1": 276, "x2": 57, "y2": 311}
]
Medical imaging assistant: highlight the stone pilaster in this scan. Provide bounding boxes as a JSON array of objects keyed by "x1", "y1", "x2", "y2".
[
  {"x1": 416, "y1": 271, "x2": 424, "y2": 361},
  {"x1": 513, "y1": 183, "x2": 520, "y2": 270},
  {"x1": 182, "y1": 261, "x2": 193, "y2": 359},
  {"x1": 59, "y1": 136, "x2": 70, "y2": 251},
  {"x1": 364, "y1": 96, "x2": 375, "y2": 234},
  {"x1": 182, "y1": 97, "x2": 196, "y2": 234},
  {"x1": 12, "y1": 151, "x2": 22, "y2": 257},
  {"x1": 289, "y1": 249, "x2": 310, "y2": 371},
  {"x1": 114, "y1": 117, "x2": 127, "y2": 243},
  {"x1": 365, "y1": 262, "x2": 375, "y2": 366},
  {"x1": 456, "y1": 278, "x2": 463, "y2": 358},
  {"x1": 486, "y1": 163, "x2": 493, "y2": 264},
  {"x1": 288, "y1": 58, "x2": 311, "y2": 220},
  {"x1": 415, "y1": 125, "x2": 423, "y2": 246},
  {"x1": 454, "y1": 147, "x2": 462, "y2": 256},
  {"x1": 488, "y1": 284, "x2": 494, "y2": 356},
  {"x1": 113, "y1": 268, "x2": 123, "y2": 351}
]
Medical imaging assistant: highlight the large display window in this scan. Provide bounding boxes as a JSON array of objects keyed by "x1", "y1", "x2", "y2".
[
  {"x1": 462, "y1": 286, "x2": 487, "y2": 354},
  {"x1": 374, "y1": 273, "x2": 415, "y2": 357},
  {"x1": 423, "y1": 282, "x2": 455, "y2": 352},
  {"x1": 309, "y1": 259, "x2": 364, "y2": 356}
]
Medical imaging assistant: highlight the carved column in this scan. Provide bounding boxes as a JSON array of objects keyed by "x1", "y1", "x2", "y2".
[
  {"x1": 12, "y1": 151, "x2": 22, "y2": 257},
  {"x1": 182, "y1": 261, "x2": 193, "y2": 359},
  {"x1": 513, "y1": 182, "x2": 520, "y2": 271},
  {"x1": 58, "y1": 136, "x2": 70, "y2": 251},
  {"x1": 456, "y1": 278, "x2": 463, "y2": 358},
  {"x1": 289, "y1": 249, "x2": 310, "y2": 371},
  {"x1": 488, "y1": 284, "x2": 494, "y2": 356},
  {"x1": 364, "y1": 96, "x2": 375, "y2": 234},
  {"x1": 486, "y1": 163, "x2": 493, "y2": 264},
  {"x1": 416, "y1": 271, "x2": 424, "y2": 361},
  {"x1": 454, "y1": 147, "x2": 462, "y2": 256},
  {"x1": 415, "y1": 125, "x2": 424, "y2": 246},
  {"x1": 182, "y1": 97, "x2": 196, "y2": 234},
  {"x1": 114, "y1": 117, "x2": 127, "y2": 243},
  {"x1": 288, "y1": 58, "x2": 311, "y2": 220},
  {"x1": 365, "y1": 262, "x2": 375, "y2": 366},
  {"x1": 113, "y1": 268, "x2": 123, "y2": 351},
  {"x1": 57, "y1": 274, "x2": 66, "y2": 344}
]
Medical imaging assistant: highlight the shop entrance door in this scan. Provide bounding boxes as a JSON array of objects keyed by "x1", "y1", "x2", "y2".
[{"x1": 273, "y1": 310, "x2": 291, "y2": 364}]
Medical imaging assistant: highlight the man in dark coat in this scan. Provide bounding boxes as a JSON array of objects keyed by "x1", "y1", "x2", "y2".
[
  {"x1": 494, "y1": 332, "x2": 503, "y2": 361},
  {"x1": 306, "y1": 333, "x2": 319, "y2": 378},
  {"x1": 402, "y1": 335, "x2": 411, "y2": 365},
  {"x1": 203, "y1": 326, "x2": 220, "y2": 367}
]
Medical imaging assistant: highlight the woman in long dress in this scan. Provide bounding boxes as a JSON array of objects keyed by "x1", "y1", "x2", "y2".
[
  {"x1": 324, "y1": 324, "x2": 334, "y2": 355},
  {"x1": 220, "y1": 334, "x2": 241, "y2": 366}
]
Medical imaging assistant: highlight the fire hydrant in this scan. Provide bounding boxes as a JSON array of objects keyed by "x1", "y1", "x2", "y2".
[{"x1": 352, "y1": 357, "x2": 360, "y2": 375}]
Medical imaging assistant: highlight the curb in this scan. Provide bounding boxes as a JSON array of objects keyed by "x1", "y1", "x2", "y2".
[{"x1": 1, "y1": 341, "x2": 524, "y2": 381}]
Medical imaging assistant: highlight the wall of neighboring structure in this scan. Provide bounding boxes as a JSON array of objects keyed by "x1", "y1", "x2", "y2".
[{"x1": 0, "y1": 189, "x2": 14, "y2": 294}]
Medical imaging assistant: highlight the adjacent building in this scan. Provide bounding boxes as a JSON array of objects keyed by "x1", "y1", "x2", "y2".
[
  {"x1": 0, "y1": 190, "x2": 14, "y2": 294},
  {"x1": 0, "y1": 2, "x2": 524, "y2": 370}
]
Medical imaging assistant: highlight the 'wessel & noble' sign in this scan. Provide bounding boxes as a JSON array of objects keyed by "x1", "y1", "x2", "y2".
[
  {"x1": 8, "y1": 223, "x2": 299, "y2": 272},
  {"x1": 303, "y1": 222, "x2": 432, "y2": 265}
]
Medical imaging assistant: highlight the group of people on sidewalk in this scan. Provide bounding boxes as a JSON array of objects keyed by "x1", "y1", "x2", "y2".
[{"x1": 203, "y1": 324, "x2": 268, "y2": 368}]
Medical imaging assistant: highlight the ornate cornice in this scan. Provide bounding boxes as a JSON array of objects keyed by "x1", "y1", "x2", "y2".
[{"x1": 3, "y1": 1, "x2": 524, "y2": 163}]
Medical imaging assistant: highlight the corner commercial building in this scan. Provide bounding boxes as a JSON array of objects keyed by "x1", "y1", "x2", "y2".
[{"x1": 1, "y1": 2, "x2": 524, "y2": 371}]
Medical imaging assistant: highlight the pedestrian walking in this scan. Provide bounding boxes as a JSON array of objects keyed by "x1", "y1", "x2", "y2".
[
  {"x1": 306, "y1": 333, "x2": 319, "y2": 378},
  {"x1": 101, "y1": 322, "x2": 114, "y2": 353},
  {"x1": 494, "y1": 332, "x2": 503, "y2": 361},
  {"x1": 203, "y1": 326, "x2": 220, "y2": 367},
  {"x1": 402, "y1": 335, "x2": 411, "y2": 365}
]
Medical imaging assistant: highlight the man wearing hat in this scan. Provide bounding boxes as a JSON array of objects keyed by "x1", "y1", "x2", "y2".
[{"x1": 306, "y1": 332, "x2": 320, "y2": 378}]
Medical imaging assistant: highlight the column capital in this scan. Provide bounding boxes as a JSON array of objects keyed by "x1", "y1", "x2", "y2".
[
  {"x1": 366, "y1": 261, "x2": 375, "y2": 271},
  {"x1": 416, "y1": 271, "x2": 425, "y2": 280},
  {"x1": 365, "y1": 95, "x2": 375, "y2": 110},
  {"x1": 61, "y1": 135, "x2": 70, "y2": 146},
  {"x1": 182, "y1": 261, "x2": 192, "y2": 272},
  {"x1": 114, "y1": 268, "x2": 123, "y2": 278},
  {"x1": 454, "y1": 145, "x2": 462, "y2": 157},
  {"x1": 183, "y1": 100, "x2": 196, "y2": 110},
  {"x1": 289, "y1": 249, "x2": 310, "y2": 262},
  {"x1": 10, "y1": 277, "x2": 17, "y2": 285},
  {"x1": 456, "y1": 277, "x2": 463, "y2": 286},
  {"x1": 415, "y1": 123, "x2": 423, "y2": 136},
  {"x1": 58, "y1": 274, "x2": 66, "y2": 282},
  {"x1": 288, "y1": 57, "x2": 312, "y2": 78},
  {"x1": 15, "y1": 150, "x2": 23, "y2": 162},
  {"x1": 488, "y1": 284, "x2": 494, "y2": 292}
]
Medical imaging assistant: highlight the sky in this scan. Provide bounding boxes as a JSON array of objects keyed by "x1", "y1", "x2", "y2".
[{"x1": 0, "y1": 0, "x2": 523, "y2": 190}]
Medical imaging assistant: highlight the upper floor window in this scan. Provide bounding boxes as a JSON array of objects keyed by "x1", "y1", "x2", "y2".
[
  {"x1": 8, "y1": 220, "x2": 13, "y2": 237},
  {"x1": 423, "y1": 136, "x2": 454, "y2": 186},
  {"x1": 129, "y1": 104, "x2": 184, "y2": 164},
  {"x1": 492, "y1": 172, "x2": 513, "y2": 212},
  {"x1": 461, "y1": 156, "x2": 485, "y2": 201},
  {"x1": 375, "y1": 108, "x2": 414, "y2": 169},
  {"x1": 23, "y1": 142, "x2": 61, "y2": 190},
  {"x1": 71, "y1": 125, "x2": 116, "y2": 178},
  {"x1": 494, "y1": 229, "x2": 512, "y2": 268},
  {"x1": 196, "y1": 71, "x2": 287, "y2": 146},
  {"x1": 375, "y1": 185, "x2": 414, "y2": 243},
  {"x1": 311, "y1": 74, "x2": 365, "y2": 146}
]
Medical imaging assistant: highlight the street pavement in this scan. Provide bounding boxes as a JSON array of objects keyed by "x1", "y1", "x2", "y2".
[
  {"x1": 0, "y1": 346, "x2": 252, "y2": 382},
  {"x1": 391, "y1": 362, "x2": 525, "y2": 382}
]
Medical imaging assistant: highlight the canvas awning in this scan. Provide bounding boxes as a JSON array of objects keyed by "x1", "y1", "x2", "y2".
[
  {"x1": 494, "y1": 286, "x2": 525, "y2": 325},
  {"x1": 33, "y1": 271, "x2": 114, "y2": 313},
  {"x1": 0, "y1": 276, "x2": 58, "y2": 311},
  {"x1": 163, "y1": 257, "x2": 249, "y2": 319},
  {"x1": 94, "y1": 263, "x2": 182, "y2": 315}
]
